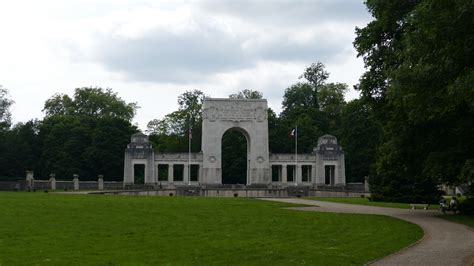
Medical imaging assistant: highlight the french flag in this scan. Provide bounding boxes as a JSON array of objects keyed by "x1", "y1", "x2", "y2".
[{"x1": 290, "y1": 128, "x2": 297, "y2": 137}]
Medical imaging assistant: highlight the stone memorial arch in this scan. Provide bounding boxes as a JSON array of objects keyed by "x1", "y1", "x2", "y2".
[
  {"x1": 123, "y1": 97, "x2": 346, "y2": 188},
  {"x1": 201, "y1": 98, "x2": 270, "y2": 185}
]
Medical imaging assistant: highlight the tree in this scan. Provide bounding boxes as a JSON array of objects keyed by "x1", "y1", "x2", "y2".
[
  {"x1": 277, "y1": 63, "x2": 347, "y2": 153},
  {"x1": 37, "y1": 87, "x2": 138, "y2": 180},
  {"x1": 339, "y1": 99, "x2": 379, "y2": 182},
  {"x1": 44, "y1": 87, "x2": 137, "y2": 121},
  {"x1": 0, "y1": 86, "x2": 14, "y2": 130},
  {"x1": 229, "y1": 89, "x2": 263, "y2": 99},
  {"x1": 354, "y1": 0, "x2": 473, "y2": 202},
  {"x1": 0, "y1": 120, "x2": 42, "y2": 178},
  {"x1": 147, "y1": 90, "x2": 206, "y2": 153},
  {"x1": 299, "y1": 61, "x2": 329, "y2": 109}
]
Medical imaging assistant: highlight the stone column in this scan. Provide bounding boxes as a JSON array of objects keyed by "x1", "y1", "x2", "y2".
[
  {"x1": 296, "y1": 165, "x2": 302, "y2": 185},
  {"x1": 49, "y1": 174, "x2": 56, "y2": 190},
  {"x1": 168, "y1": 164, "x2": 174, "y2": 183},
  {"x1": 311, "y1": 164, "x2": 316, "y2": 184},
  {"x1": 269, "y1": 165, "x2": 273, "y2": 183},
  {"x1": 183, "y1": 164, "x2": 189, "y2": 184},
  {"x1": 26, "y1": 171, "x2": 34, "y2": 191},
  {"x1": 198, "y1": 164, "x2": 202, "y2": 183},
  {"x1": 98, "y1": 175, "x2": 104, "y2": 190},
  {"x1": 282, "y1": 164, "x2": 287, "y2": 184},
  {"x1": 364, "y1": 176, "x2": 369, "y2": 192},
  {"x1": 73, "y1": 174, "x2": 79, "y2": 190}
]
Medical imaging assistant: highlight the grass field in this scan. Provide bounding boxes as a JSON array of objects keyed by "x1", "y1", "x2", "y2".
[
  {"x1": 306, "y1": 197, "x2": 439, "y2": 209},
  {"x1": 0, "y1": 193, "x2": 423, "y2": 265},
  {"x1": 439, "y1": 215, "x2": 474, "y2": 228}
]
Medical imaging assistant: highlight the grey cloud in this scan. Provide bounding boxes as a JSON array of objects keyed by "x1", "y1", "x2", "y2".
[
  {"x1": 198, "y1": 0, "x2": 371, "y2": 25},
  {"x1": 95, "y1": 27, "x2": 251, "y2": 83},
  {"x1": 78, "y1": 1, "x2": 368, "y2": 83}
]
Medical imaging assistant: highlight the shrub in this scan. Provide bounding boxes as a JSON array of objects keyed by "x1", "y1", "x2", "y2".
[{"x1": 458, "y1": 198, "x2": 474, "y2": 215}]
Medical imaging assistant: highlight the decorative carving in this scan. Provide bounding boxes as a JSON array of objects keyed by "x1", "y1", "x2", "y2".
[
  {"x1": 219, "y1": 104, "x2": 255, "y2": 122},
  {"x1": 255, "y1": 107, "x2": 266, "y2": 122},
  {"x1": 208, "y1": 156, "x2": 216, "y2": 163},
  {"x1": 257, "y1": 156, "x2": 264, "y2": 163},
  {"x1": 203, "y1": 106, "x2": 218, "y2": 122}
]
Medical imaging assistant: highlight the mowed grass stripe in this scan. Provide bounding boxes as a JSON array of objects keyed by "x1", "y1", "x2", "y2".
[{"x1": 0, "y1": 193, "x2": 422, "y2": 265}]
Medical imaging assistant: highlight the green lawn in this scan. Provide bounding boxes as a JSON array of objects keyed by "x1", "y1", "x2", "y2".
[
  {"x1": 306, "y1": 197, "x2": 438, "y2": 209},
  {"x1": 439, "y1": 215, "x2": 474, "y2": 229},
  {"x1": 0, "y1": 192, "x2": 422, "y2": 265}
]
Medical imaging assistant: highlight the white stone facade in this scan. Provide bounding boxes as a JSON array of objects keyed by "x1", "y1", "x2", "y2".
[{"x1": 123, "y1": 98, "x2": 345, "y2": 187}]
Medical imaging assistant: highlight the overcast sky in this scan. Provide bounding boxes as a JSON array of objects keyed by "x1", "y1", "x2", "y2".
[{"x1": 0, "y1": 0, "x2": 372, "y2": 130}]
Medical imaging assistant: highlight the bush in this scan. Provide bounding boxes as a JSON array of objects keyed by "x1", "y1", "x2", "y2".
[{"x1": 458, "y1": 198, "x2": 474, "y2": 215}]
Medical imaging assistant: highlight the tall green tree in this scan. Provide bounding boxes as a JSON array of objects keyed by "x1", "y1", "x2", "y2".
[
  {"x1": 339, "y1": 99, "x2": 379, "y2": 183},
  {"x1": 0, "y1": 120, "x2": 42, "y2": 178},
  {"x1": 44, "y1": 87, "x2": 137, "y2": 121},
  {"x1": 354, "y1": 0, "x2": 473, "y2": 201},
  {"x1": 39, "y1": 87, "x2": 137, "y2": 180},
  {"x1": 277, "y1": 63, "x2": 347, "y2": 153},
  {"x1": 0, "y1": 86, "x2": 14, "y2": 130},
  {"x1": 147, "y1": 90, "x2": 205, "y2": 153}
]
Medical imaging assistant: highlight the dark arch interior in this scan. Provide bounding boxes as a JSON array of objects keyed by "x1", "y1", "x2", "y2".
[{"x1": 222, "y1": 129, "x2": 248, "y2": 184}]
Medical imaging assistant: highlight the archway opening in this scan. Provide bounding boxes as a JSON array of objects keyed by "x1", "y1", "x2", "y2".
[{"x1": 221, "y1": 128, "x2": 248, "y2": 184}]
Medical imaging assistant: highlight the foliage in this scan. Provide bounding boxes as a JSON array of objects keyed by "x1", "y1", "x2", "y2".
[
  {"x1": 276, "y1": 62, "x2": 348, "y2": 153},
  {"x1": 0, "y1": 87, "x2": 137, "y2": 180},
  {"x1": 458, "y1": 198, "x2": 474, "y2": 215},
  {"x1": 0, "y1": 120, "x2": 42, "y2": 178},
  {"x1": 43, "y1": 87, "x2": 138, "y2": 122},
  {"x1": 340, "y1": 99, "x2": 379, "y2": 182},
  {"x1": 0, "y1": 85, "x2": 14, "y2": 130},
  {"x1": 354, "y1": 0, "x2": 473, "y2": 202},
  {"x1": 147, "y1": 90, "x2": 205, "y2": 153},
  {"x1": 229, "y1": 89, "x2": 263, "y2": 99},
  {"x1": 0, "y1": 193, "x2": 423, "y2": 265}
]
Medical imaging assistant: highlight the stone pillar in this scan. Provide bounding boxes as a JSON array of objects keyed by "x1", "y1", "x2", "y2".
[
  {"x1": 269, "y1": 165, "x2": 273, "y2": 183},
  {"x1": 168, "y1": 164, "x2": 174, "y2": 183},
  {"x1": 183, "y1": 164, "x2": 189, "y2": 184},
  {"x1": 282, "y1": 164, "x2": 287, "y2": 184},
  {"x1": 296, "y1": 165, "x2": 302, "y2": 185},
  {"x1": 26, "y1": 171, "x2": 34, "y2": 191},
  {"x1": 336, "y1": 153, "x2": 346, "y2": 186},
  {"x1": 98, "y1": 175, "x2": 104, "y2": 190},
  {"x1": 73, "y1": 174, "x2": 79, "y2": 190},
  {"x1": 311, "y1": 164, "x2": 316, "y2": 184},
  {"x1": 49, "y1": 174, "x2": 56, "y2": 190},
  {"x1": 364, "y1": 176, "x2": 369, "y2": 192},
  {"x1": 198, "y1": 164, "x2": 202, "y2": 183}
]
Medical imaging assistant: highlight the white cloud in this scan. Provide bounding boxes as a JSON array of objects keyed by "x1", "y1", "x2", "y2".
[{"x1": 0, "y1": 0, "x2": 371, "y2": 130}]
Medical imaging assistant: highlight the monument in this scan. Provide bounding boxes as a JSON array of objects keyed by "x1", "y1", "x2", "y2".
[{"x1": 123, "y1": 98, "x2": 346, "y2": 188}]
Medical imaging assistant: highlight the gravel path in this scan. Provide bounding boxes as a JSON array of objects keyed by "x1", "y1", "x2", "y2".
[{"x1": 261, "y1": 198, "x2": 474, "y2": 266}]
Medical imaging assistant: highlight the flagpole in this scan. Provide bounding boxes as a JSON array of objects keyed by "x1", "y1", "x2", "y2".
[
  {"x1": 295, "y1": 125, "x2": 298, "y2": 186},
  {"x1": 188, "y1": 116, "x2": 192, "y2": 186}
]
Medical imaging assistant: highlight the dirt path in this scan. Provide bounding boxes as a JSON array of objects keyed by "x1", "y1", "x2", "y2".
[{"x1": 261, "y1": 198, "x2": 474, "y2": 266}]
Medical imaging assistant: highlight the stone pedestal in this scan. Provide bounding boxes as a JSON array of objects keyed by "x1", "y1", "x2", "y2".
[
  {"x1": 98, "y1": 175, "x2": 104, "y2": 190},
  {"x1": 73, "y1": 174, "x2": 79, "y2": 190},
  {"x1": 49, "y1": 174, "x2": 56, "y2": 190},
  {"x1": 26, "y1": 171, "x2": 34, "y2": 191}
]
